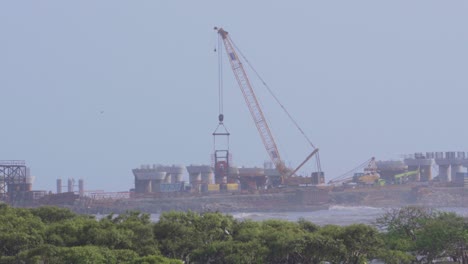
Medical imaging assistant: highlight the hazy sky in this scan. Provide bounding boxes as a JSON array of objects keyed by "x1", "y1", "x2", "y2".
[{"x1": 1, "y1": 1, "x2": 467, "y2": 192}]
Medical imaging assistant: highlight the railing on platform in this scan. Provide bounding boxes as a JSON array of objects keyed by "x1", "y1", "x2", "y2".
[
  {"x1": 0, "y1": 160, "x2": 26, "y2": 166},
  {"x1": 89, "y1": 192, "x2": 131, "y2": 200}
]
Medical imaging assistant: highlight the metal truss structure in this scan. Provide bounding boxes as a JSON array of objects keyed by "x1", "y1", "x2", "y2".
[{"x1": 0, "y1": 160, "x2": 27, "y2": 201}]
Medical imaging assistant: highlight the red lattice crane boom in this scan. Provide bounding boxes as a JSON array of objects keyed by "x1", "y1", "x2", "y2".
[{"x1": 215, "y1": 27, "x2": 288, "y2": 179}]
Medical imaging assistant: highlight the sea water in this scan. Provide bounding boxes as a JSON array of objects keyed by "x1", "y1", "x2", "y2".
[{"x1": 149, "y1": 206, "x2": 468, "y2": 225}]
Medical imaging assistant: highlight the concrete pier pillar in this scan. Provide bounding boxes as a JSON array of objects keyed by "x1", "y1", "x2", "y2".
[
  {"x1": 78, "y1": 179, "x2": 84, "y2": 197},
  {"x1": 188, "y1": 171, "x2": 201, "y2": 183},
  {"x1": 163, "y1": 174, "x2": 171, "y2": 183},
  {"x1": 421, "y1": 165, "x2": 432, "y2": 181},
  {"x1": 56, "y1": 179, "x2": 62, "y2": 194},
  {"x1": 200, "y1": 165, "x2": 214, "y2": 185},
  {"x1": 404, "y1": 155, "x2": 433, "y2": 182},
  {"x1": 439, "y1": 165, "x2": 451, "y2": 182},
  {"x1": 168, "y1": 165, "x2": 184, "y2": 183},
  {"x1": 67, "y1": 178, "x2": 73, "y2": 192},
  {"x1": 187, "y1": 165, "x2": 203, "y2": 192},
  {"x1": 451, "y1": 165, "x2": 462, "y2": 182},
  {"x1": 146, "y1": 180, "x2": 152, "y2": 193},
  {"x1": 407, "y1": 166, "x2": 421, "y2": 181}
]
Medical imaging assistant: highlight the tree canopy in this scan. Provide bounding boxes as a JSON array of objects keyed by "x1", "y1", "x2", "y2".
[{"x1": 0, "y1": 203, "x2": 466, "y2": 263}]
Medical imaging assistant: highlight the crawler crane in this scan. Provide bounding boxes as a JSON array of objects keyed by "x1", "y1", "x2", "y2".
[{"x1": 214, "y1": 27, "x2": 321, "y2": 185}]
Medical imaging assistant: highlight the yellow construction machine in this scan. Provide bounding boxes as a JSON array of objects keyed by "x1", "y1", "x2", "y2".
[{"x1": 328, "y1": 157, "x2": 380, "y2": 186}]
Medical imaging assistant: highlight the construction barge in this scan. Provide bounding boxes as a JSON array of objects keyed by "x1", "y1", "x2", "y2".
[
  {"x1": 35, "y1": 183, "x2": 468, "y2": 215},
  {"x1": 2, "y1": 151, "x2": 468, "y2": 214}
]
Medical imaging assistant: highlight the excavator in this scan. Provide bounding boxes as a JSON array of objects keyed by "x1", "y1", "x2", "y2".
[
  {"x1": 214, "y1": 27, "x2": 321, "y2": 186},
  {"x1": 394, "y1": 169, "x2": 419, "y2": 184}
]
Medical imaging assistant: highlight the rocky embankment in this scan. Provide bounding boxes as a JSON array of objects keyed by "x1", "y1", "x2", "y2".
[
  {"x1": 79, "y1": 189, "x2": 329, "y2": 214},
  {"x1": 331, "y1": 185, "x2": 467, "y2": 208},
  {"x1": 74, "y1": 186, "x2": 466, "y2": 214}
]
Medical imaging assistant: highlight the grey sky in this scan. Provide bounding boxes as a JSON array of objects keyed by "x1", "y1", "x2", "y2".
[{"x1": 1, "y1": 1, "x2": 467, "y2": 192}]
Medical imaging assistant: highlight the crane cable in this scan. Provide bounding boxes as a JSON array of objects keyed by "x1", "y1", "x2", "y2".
[
  {"x1": 229, "y1": 37, "x2": 322, "y2": 172},
  {"x1": 213, "y1": 35, "x2": 230, "y2": 154},
  {"x1": 229, "y1": 37, "x2": 316, "y2": 150},
  {"x1": 217, "y1": 35, "x2": 224, "y2": 117},
  {"x1": 329, "y1": 157, "x2": 373, "y2": 183}
]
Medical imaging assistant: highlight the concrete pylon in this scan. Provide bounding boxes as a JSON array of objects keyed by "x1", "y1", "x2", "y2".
[
  {"x1": 404, "y1": 156, "x2": 433, "y2": 182},
  {"x1": 420, "y1": 165, "x2": 432, "y2": 181},
  {"x1": 438, "y1": 165, "x2": 451, "y2": 182},
  {"x1": 167, "y1": 165, "x2": 184, "y2": 183},
  {"x1": 56, "y1": 179, "x2": 62, "y2": 194},
  {"x1": 67, "y1": 178, "x2": 73, "y2": 192},
  {"x1": 146, "y1": 180, "x2": 152, "y2": 193},
  {"x1": 78, "y1": 179, "x2": 84, "y2": 197},
  {"x1": 451, "y1": 164, "x2": 463, "y2": 182},
  {"x1": 200, "y1": 165, "x2": 214, "y2": 184},
  {"x1": 407, "y1": 166, "x2": 421, "y2": 181}
]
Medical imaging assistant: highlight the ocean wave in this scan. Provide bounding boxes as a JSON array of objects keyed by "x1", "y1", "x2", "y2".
[
  {"x1": 232, "y1": 212, "x2": 265, "y2": 219},
  {"x1": 329, "y1": 205, "x2": 383, "y2": 211}
]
